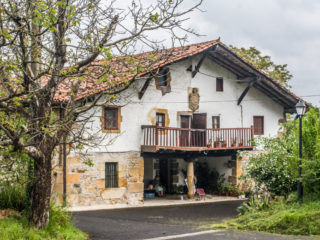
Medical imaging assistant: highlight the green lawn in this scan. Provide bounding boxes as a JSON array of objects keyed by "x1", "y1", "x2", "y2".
[
  {"x1": 218, "y1": 199, "x2": 320, "y2": 236},
  {"x1": 0, "y1": 206, "x2": 87, "y2": 240}
]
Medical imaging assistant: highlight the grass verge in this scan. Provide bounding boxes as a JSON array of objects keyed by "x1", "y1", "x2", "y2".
[
  {"x1": 0, "y1": 205, "x2": 87, "y2": 240},
  {"x1": 214, "y1": 199, "x2": 320, "y2": 236}
]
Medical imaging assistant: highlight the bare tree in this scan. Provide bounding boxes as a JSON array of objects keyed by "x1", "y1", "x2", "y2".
[{"x1": 0, "y1": 0, "x2": 202, "y2": 228}]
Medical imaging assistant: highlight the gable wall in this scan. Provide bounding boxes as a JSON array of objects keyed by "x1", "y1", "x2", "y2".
[{"x1": 80, "y1": 53, "x2": 284, "y2": 153}]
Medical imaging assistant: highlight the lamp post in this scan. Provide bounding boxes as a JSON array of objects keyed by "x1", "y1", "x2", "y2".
[{"x1": 295, "y1": 101, "x2": 306, "y2": 200}]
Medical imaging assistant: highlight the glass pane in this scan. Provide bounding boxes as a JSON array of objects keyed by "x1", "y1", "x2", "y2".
[
  {"x1": 156, "y1": 113, "x2": 165, "y2": 126},
  {"x1": 105, "y1": 108, "x2": 117, "y2": 128},
  {"x1": 158, "y1": 70, "x2": 168, "y2": 86}
]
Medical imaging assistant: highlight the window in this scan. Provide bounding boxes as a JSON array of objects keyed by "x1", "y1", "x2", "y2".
[
  {"x1": 105, "y1": 162, "x2": 118, "y2": 188},
  {"x1": 253, "y1": 116, "x2": 264, "y2": 135},
  {"x1": 212, "y1": 116, "x2": 220, "y2": 129},
  {"x1": 156, "y1": 112, "x2": 165, "y2": 127},
  {"x1": 216, "y1": 77, "x2": 223, "y2": 92},
  {"x1": 156, "y1": 68, "x2": 171, "y2": 89},
  {"x1": 102, "y1": 106, "x2": 121, "y2": 133}
]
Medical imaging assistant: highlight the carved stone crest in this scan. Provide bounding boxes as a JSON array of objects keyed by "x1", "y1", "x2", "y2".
[{"x1": 188, "y1": 87, "x2": 199, "y2": 112}]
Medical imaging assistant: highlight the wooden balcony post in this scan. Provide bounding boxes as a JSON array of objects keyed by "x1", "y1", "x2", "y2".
[
  {"x1": 155, "y1": 126, "x2": 158, "y2": 146},
  {"x1": 187, "y1": 160, "x2": 194, "y2": 199},
  {"x1": 251, "y1": 125, "x2": 254, "y2": 144}
]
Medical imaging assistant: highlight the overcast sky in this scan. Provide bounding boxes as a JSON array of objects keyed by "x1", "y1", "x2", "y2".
[
  {"x1": 138, "y1": 0, "x2": 320, "y2": 106},
  {"x1": 181, "y1": 0, "x2": 320, "y2": 106}
]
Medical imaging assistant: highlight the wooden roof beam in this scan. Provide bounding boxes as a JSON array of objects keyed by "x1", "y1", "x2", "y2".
[
  {"x1": 257, "y1": 79, "x2": 296, "y2": 106},
  {"x1": 138, "y1": 77, "x2": 152, "y2": 100},
  {"x1": 206, "y1": 54, "x2": 246, "y2": 78},
  {"x1": 254, "y1": 84, "x2": 291, "y2": 108},
  {"x1": 209, "y1": 51, "x2": 253, "y2": 77},
  {"x1": 237, "y1": 77, "x2": 260, "y2": 105},
  {"x1": 215, "y1": 44, "x2": 299, "y2": 105},
  {"x1": 192, "y1": 54, "x2": 207, "y2": 78}
]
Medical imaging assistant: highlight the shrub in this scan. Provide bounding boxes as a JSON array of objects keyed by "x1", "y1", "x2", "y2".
[
  {"x1": 244, "y1": 135, "x2": 298, "y2": 196},
  {"x1": 242, "y1": 108, "x2": 320, "y2": 197},
  {"x1": 0, "y1": 204, "x2": 87, "y2": 240},
  {"x1": 0, "y1": 185, "x2": 26, "y2": 212},
  {"x1": 172, "y1": 185, "x2": 186, "y2": 194},
  {"x1": 237, "y1": 195, "x2": 271, "y2": 215},
  {"x1": 194, "y1": 161, "x2": 224, "y2": 192},
  {"x1": 229, "y1": 198, "x2": 320, "y2": 236}
]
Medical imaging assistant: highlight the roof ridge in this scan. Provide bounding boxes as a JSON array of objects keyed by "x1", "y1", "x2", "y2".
[{"x1": 92, "y1": 39, "x2": 219, "y2": 64}]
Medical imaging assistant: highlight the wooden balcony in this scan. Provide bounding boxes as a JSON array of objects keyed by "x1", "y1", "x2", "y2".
[{"x1": 141, "y1": 125, "x2": 254, "y2": 153}]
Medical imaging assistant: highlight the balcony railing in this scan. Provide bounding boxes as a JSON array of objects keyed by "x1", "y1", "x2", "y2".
[{"x1": 141, "y1": 125, "x2": 254, "y2": 152}]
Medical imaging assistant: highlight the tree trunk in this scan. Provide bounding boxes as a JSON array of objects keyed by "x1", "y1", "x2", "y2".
[{"x1": 29, "y1": 154, "x2": 52, "y2": 228}]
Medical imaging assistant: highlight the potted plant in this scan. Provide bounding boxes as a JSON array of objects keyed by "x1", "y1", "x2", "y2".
[
  {"x1": 221, "y1": 140, "x2": 227, "y2": 148},
  {"x1": 214, "y1": 137, "x2": 221, "y2": 148},
  {"x1": 207, "y1": 138, "x2": 212, "y2": 148},
  {"x1": 238, "y1": 140, "x2": 244, "y2": 147},
  {"x1": 231, "y1": 138, "x2": 236, "y2": 147}
]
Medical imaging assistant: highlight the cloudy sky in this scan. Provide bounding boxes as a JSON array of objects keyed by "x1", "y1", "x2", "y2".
[
  {"x1": 183, "y1": 0, "x2": 320, "y2": 106},
  {"x1": 141, "y1": 0, "x2": 320, "y2": 106}
]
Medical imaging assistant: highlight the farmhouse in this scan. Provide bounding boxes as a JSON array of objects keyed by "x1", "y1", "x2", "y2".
[{"x1": 52, "y1": 39, "x2": 300, "y2": 206}]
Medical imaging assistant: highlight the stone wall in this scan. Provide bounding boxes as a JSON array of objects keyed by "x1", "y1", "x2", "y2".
[
  {"x1": 233, "y1": 150, "x2": 262, "y2": 186},
  {"x1": 52, "y1": 151, "x2": 144, "y2": 207}
]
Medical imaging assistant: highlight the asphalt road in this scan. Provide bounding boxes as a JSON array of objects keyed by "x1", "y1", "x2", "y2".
[{"x1": 72, "y1": 200, "x2": 320, "y2": 240}]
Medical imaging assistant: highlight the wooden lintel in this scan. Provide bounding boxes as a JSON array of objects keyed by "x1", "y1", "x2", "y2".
[
  {"x1": 191, "y1": 54, "x2": 206, "y2": 78},
  {"x1": 138, "y1": 77, "x2": 152, "y2": 100}
]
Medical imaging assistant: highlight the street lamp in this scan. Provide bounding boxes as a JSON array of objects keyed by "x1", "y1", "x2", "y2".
[{"x1": 295, "y1": 101, "x2": 306, "y2": 200}]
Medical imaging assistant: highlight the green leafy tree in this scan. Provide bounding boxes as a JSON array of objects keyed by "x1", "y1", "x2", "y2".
[
  {"x1": 0, "y1": 0, "x2": 203, "y2": 228},
  {"x1": 244, "y1": 132, "x2": 298, "y2": 196},
  {"x1": 244, "y1": 108, "x2": 320, "y2": 197},
  {"x1": 230, "y1": 46, "x2": 292, "y2": 87}
]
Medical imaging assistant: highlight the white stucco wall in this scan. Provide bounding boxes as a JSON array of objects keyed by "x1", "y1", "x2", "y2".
[{"x1": 80, "y1": 53, "x2": 284, "y2": 153}]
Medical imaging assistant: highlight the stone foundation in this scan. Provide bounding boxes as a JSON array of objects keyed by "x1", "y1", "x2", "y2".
[{"x1": 52, "y1": 151, "x2": 144, "y2": 207}]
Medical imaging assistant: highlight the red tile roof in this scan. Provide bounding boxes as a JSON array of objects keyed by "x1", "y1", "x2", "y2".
[
  {"x1": 53, "y1": 40, "x2": 219, "y2": 102},
  {"x1": 52, "y1": 39, "x2": 300, "y2": 106}
]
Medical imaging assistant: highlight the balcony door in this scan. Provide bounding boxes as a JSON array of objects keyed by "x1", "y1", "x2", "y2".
[
  {"x1": 180, "y1": 115, "x2": 191, "y2": 147},
  {"x1": 191, "y1": 113, "x2": 207, "y2": 147}
]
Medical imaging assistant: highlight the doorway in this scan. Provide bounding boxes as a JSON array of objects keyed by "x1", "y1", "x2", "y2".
[
  {"x1": 180, "y1": 115, "x2": 191, "y2": 147},
  {"x1": 159, "y1": 159, "x2": 172, "y2": 194},
  {"x1": 191, "y1": 113, "x2": 207, "y2": 147}
]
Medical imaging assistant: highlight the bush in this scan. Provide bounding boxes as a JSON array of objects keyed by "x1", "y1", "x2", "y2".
[
  {"x1": 237, "y1": 195, "x2": 271, "y2": 215},
  {"x1": 194, "y1": 161, "x2": 224, "y2": 192},
  {"x1": 242, "y1": 108, "x2": 320, "y2": 197},
  {"x1": 244, "y1": 135, "x2": 297, "y2": 196},
  {"x1": 0, "y1": 185, "x2": 26, "y2": 212},
  {"x1": 228, "y1": 198, "x2": 320, "y2": 236},
  {"x1": 0, "y1": 203, "x2": 87, "y2": 240}
]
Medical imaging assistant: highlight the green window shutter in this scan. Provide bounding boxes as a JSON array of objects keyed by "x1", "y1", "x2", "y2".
[{"x1": 105, "y1": 163, "x2": 118, "y2": 188}]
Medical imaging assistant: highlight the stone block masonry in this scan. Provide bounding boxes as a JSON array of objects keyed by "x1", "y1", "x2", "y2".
[{"x1": 52, "y1": 151, "x2": 144, "y2": 207}]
